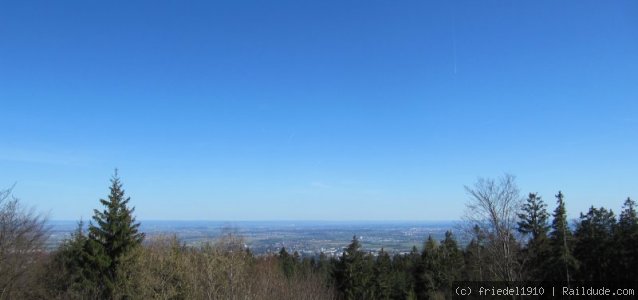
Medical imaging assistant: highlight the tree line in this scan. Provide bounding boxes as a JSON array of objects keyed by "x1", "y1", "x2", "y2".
[{"x1": 0, "y1": 173, "x2": 636, "y2": 299}]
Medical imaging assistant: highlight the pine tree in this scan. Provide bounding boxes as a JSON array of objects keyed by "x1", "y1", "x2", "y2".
[
  {"x1": 517, "y1": 193, "x2": 550, "y2": 280},
  {"x1": 545, "y1": 191, "x2": 577, "y2": 283},
  {"x1": 87, "y1": 170, "x2": 144, "y2": 298}
]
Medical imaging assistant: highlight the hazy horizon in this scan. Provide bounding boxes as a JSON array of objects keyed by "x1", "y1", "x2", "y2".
[{"x1": 47, "y1": 219, "x2": 462, "y2": 223}]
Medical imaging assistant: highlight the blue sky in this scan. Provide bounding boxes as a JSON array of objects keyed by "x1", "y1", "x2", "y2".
[{"x1": 1, "y1": 0, "x2": 637, "y2": 221}]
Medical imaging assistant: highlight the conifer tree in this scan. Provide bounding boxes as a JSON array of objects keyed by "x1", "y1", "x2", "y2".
[
  {"x1": 414, "y1": 235, "x2": 438, "y2": 300},
  {"x1": 389, "y1": 253, "x2": 416, "y2": 300},
  {"x1": 279, "y1": 247, "x2": 296, "y2": 278},
  {"x1": 335, "y1": 236, "x2": 374, "y2": 300},
  {"x1": 546, "y1": 191, "x2": 577, "y2": 283},
  {"x1": 87, "y1": 170, "x2": 144, "y2": 298},
  {"x1": 413, "y1": 232, "x2": 463, "y2": 299},
  {"x1": 615, "y1": 197, "x2": 637, "y2": 281},
  {"x1": 374, "y1": 248, "x2": 393, "y2": 300},
  {"x1": 517, "y1": 193, "x2": 550, "y2": 280},
  {"x1": 518, "y1": 193, "x2": 550, "y2": 241},
  {"x1": 463, "y1": 225, "x2": 485, "y2": 281},
  {"x1": 439, "y1": 231, "x2": 463, "y2": 290},
  {"x1": 573, "y1": 206, "x2": 615, "y2": 281},
  {"x1": 316, "y1": 252, "x2": 333, "y2": 284},
  {"x1": 618, "y1": 197, "x2": 638, "y2": 229},
  {"x1": 402, "y1": 245, "x2": 419, "y2": 297},
  {"x1": 47, "y1": 221, "x2": 101, "y2": 296}
]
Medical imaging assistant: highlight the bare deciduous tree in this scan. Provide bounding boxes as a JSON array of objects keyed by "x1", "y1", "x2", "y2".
[
  {"x1": 463, "y1": 174, "x2": 523, "y2": 281},
  {"x1": 0, "y1": 186, "x2": 49, "y2": 299},
  {"x1": 137, "y1": 232, "x2": 335, "y2": 300}
]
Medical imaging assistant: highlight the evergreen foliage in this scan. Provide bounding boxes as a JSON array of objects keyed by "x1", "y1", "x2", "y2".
[
  {"x1": 463, "y1": 225, "x2": 486, "y2": 281},
  {"x1": 87, "y1": 170, "x2": 145, "y2": 298},
  {"x1": 546, "y1": 191, "x2": 578, "y2": 282},
  {"x1": 615, "y1": 197, "x2": 638, "y2": 281},
  {"x1": 279, "y1": 247, "x2": 297, "y2": 278},
  {"x1": 45, "y1": 221, "x2": 102, "y2": 297},
  {"x1": 438, "y1": 231, "x2": 463, "y2": 290},
  {"x1": 334, "y1": 236, "x2": 374, "y2": 300},
  {"x1": 573, "y1": 206, "x2": 616, "y2": 281},
  {"x1": 413, "y1": 236, "x2": 438, "y2": 299},
  {"x1": 373, "y1": 249, "x2": 393, "y2": 300},
  {"x1": 517, "y1": 193, "x2": 550, "y2": 280},
  {"x1": 517, "y1": 193, "x2": 550, "y2": 241}
]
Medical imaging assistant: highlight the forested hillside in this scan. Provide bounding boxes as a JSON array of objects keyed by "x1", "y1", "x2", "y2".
[{"x1": 1, "y1": 173, "x2": 636, "y2": 299}]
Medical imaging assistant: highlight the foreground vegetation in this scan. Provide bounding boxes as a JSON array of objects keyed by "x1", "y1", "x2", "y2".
[{"x1": 0, "y1": 173, "x2": 636, "y2": 299}]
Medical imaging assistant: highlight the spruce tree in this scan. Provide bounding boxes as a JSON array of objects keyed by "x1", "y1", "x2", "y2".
[
  {"x1": 573, "y1": 206, "x2": 616, "y2": 281},
  {"x1": 335, "y1": 236, "x2": 374, "y2": 300},
  {"x1": 615, "y1": 197, "x2": 638, "y2": 281},
  {"x1": 390, "y1": 253, "x2": 415, "y2": 300},
  {"x1": 463, "y1": 225, "x2": 486, "y2": 281},
  {"x1": 517, "y1": 193, "x2": 550, "y2": 280},
  {"x1": 403, "y1": 245, "x2": 419, "y2": 298},
  {"x1": 518, "y1": 193, "x2": 550, "y2": 241},
  {"x1": 439, "y1": 231, "x2": 463, "y2": 290},
  {"x1": 619, "y1": 197, "x2": 638, "y2": 229},
  {"x1": 373, "y1": 248, "x2": 393, "y2": 300},
  {"x1": 414, "y1": 235, "x2": 438, "y2": 300},
  {"x1": 47, "y1": 221, "x2": 101, "y2": 296},
  {"x1": 88, "y1": 170, "x2": 144, "y2": 298},
  {"x1": 546, "y1": 191, "x2": 577, "y2": 283}
]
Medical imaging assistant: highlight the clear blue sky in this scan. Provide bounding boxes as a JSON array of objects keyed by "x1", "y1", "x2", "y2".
[{"x1": 1, "y1": 0, "x2": 636, "y2": 221}]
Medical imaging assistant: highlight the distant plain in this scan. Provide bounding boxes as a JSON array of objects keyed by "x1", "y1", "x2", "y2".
[{"x1": 47, "y1": 220, "x2": 460, "y2": 255}]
